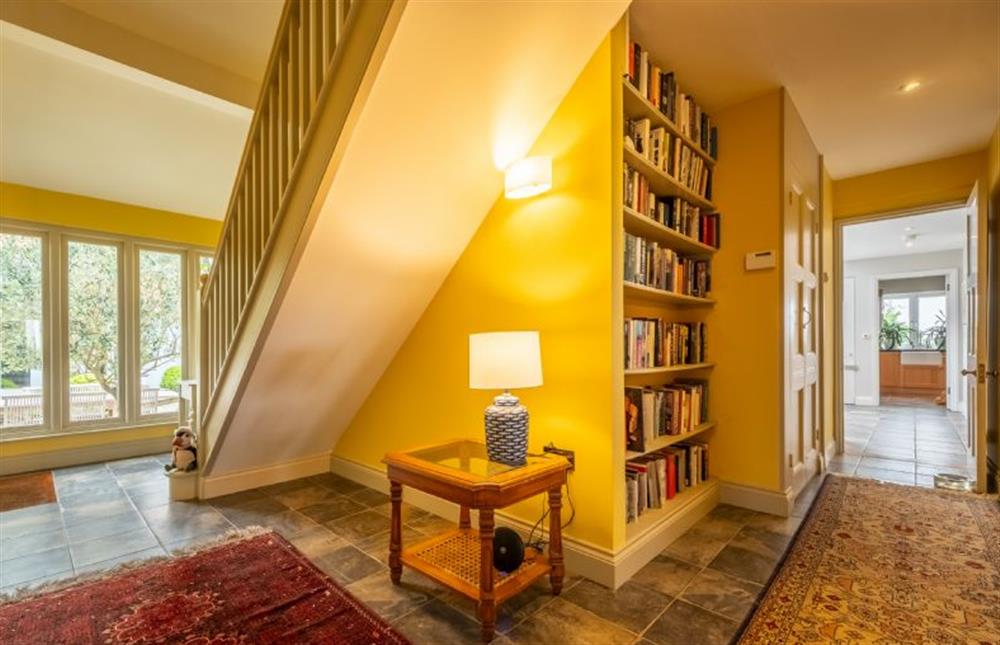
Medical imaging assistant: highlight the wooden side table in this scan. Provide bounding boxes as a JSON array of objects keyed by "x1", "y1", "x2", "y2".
[{"x1": 383, "y1": 440, "x2": 571, "y2": 642}]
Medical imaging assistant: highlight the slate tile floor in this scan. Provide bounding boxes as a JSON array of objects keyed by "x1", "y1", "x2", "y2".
[
  {"x1": 831, "y1": 402, "x2": 976, "y2": 487},
  {"x1": 0, "y1": 456, "x2": 825, "y2": 644}
]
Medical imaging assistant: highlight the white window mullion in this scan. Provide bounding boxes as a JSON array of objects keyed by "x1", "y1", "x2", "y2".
[
  {"x1": 47, "y1": 231, "x2": 62, "y2": 434},
  {"x1": 122, "y1": 240, "x2": 137, "y2": 427}
]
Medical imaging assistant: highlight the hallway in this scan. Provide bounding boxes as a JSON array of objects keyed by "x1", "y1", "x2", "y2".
[{"x1": 830, "y1": 402, "x2": 975, "y2": 487}]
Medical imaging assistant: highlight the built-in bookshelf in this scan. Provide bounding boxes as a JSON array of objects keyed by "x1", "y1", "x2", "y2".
[{"x1": 618, "y1": 17, "x2": 721, "y2": 545}]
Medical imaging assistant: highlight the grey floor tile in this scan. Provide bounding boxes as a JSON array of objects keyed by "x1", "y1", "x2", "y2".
[
  {"x1": 346, "y1": 570, "x2": 440, "y2": 621},
  {"x1": 270, "y1": 485, "x2": 342, "y2": 510},
  {"x1": 0, "y1": 546, "x2": 73, "y2": 587},
  {"x1": 58, "y1": 487, "x2": 131, "y2": 510},
  {"x1": 662, "y1": 519, "x2": 739, "y2": 567},
  {"x1": 1, "y1": 526, "x2": 67, "y2": 562},
  {"x1": 253, "y1": 509, "x2": 321, "y2": 539},
  {"x1": 258, "y1": 477, "x2": 314, "y2": 497},
  {"x1": 215, "y1": 497, "x2": 288, "y2": 528},
  {"x1": 708, "y1": 526, "x2": 789, "y2": 585},
  {"x1": 561, "y1": 579, "x2": 671, "y2": 633},
  {"x1": 310, "y1": 544, "x2": 384, "y2": 583},
  {"x1": 325, "y1": 509, "x2": 392, "y2": 543},
  {"x1": 356, "y1": 525, "x2": 426, "y2": 564},
  {"x1": 307, "y1": 472, "x2": 366, "y2": 494},
  {"x1": 858, "y1": 457, "x2": 916, "y2": 473},
  {"x1": 142, "y1": 502, "x2": 234, "y2": 543},
  {"x1": 165, "y1": 527, "x2": 235, "y2": 554},
  {"x1": 680, "y1": 567, "x2": 762, "y2": 622},
  {"x1": 405, "y1": 513, "x2": 457, "y2": 535},
  {"x1": 298, "y1": 497, "x2": 367, "y2": 524},
  {"x1": 347, "y1": 487, "x2": 391, "y2": 508},
  {"x1": 372, "y1": 501, "x2": 431, "y2": 523},
  {"x1": 0, "y1": 503, "x2": 63, "y2": 539},
  {"x1": 207, "y1": 489, "x2": 267, "y2": 508},
  {"x1": 507, "y1": 596, "x2": 634, "y2": 645},
  {"x1": 631, "y1": 554, "x2": 701, "y2": 597},
  {"x1": 64, "y1": 509, "x2": 146, "y2": 544},
  {"x1": 643, "y1": 599, "x2": 739, "y2": 645},
  {"x1": 744, "y1": 512, "x2": 803, "y2": 537},
  {"x1": 75, "y1": 546, "x2": 167, "y2": 575},
  {"x1": 439, "y1": 576, "x2": 561, "y2": 635},
  {"x1": 69, "y1": 527, "x2": 159, "y2": 568},
  {"x1": 126, "y1": 481, "x2": 173, "y2": 510},
  {"x1": 288, "y1": 526, "x2": 348, "y2": 560},
  {"x1": 854, "y1": 467, "x2": 915, "y2": 485},
  {"x1": 61, "y1": 497, "x2": 135, "y2": 527},
  {"x1": 393, "y1": 597, "x2": 496, "y2": 645}
]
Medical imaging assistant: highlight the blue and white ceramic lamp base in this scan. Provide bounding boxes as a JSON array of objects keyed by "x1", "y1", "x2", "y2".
[{"x1": 484, "y1": 391, "x2": 529, "y2": 466}]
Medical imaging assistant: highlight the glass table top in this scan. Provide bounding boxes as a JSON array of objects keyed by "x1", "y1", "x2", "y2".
[{"x1": 407, "y1": 440, "x2": 549, "y2": 478}]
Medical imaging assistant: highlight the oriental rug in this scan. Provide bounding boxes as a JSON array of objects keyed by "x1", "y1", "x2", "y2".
[
  {"x1": 738, "y1": 475, "x2": 1000, "y2": 644},
  {"x1": 0, "y1": 529, "x2": 410, "y2": 645}
]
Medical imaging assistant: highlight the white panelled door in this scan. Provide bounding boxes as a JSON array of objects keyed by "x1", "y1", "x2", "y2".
[{"x1": 785, "y1": 185, "x2": 821, "y2": 495}]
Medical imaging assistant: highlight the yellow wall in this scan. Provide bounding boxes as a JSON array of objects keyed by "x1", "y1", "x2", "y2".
[
  {"x1": 334, "y1": 38, "x2": 617, "y2": 549},
  {"x1": 1, "y1": 182, "x2": 221, "y2": 247},
  {"x1": 0, "y1": 182, "x2": 221, "y2": 465},
  {"x1": 832, "y1": 151, "x2": 986, "y2": 220},
  {"x1": 821, "y1": 166, "x2": 835, "y2": 453},
  {"x1": 706, "y1": 90, "x2": 784, "y2": 492}
]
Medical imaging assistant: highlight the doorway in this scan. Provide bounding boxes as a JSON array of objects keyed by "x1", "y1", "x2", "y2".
[{"x1": 833, "y1": 206, "x2": 975, "y2": 487}]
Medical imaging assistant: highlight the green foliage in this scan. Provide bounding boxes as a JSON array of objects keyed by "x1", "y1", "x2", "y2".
[
  {"x1": 1, "y1": 377, "x2": 18, "y2": 389},
  {"x1": 880, "y1": 307, "x2": 914, "y2": 350},
  {"x1": 160, "y1": 366, "x2": 182, "y2": 392},
  {"x1": 923, "y1": 312, "x2": 947, "y2": 350},
  {"x1": 2, "y1": 234, "x2": 184, "y2": 399}
]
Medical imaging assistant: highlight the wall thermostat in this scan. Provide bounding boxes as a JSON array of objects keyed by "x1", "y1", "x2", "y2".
[{"x1": 745, "y1": 250, "x2": 776, "y2": 271}]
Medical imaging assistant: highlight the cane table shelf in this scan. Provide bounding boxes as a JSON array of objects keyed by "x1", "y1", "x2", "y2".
[{"x1": 383, "y1": 440, "x2": 571, "y2": 643}]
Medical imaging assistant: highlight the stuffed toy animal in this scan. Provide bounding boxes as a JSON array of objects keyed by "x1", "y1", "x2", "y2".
[{"x1": 165, "y1": 427, "x2": 198, "y2": 474}]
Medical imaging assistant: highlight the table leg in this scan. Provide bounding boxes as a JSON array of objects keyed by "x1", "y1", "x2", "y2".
[
  {"x1": 478, "y1": 508, "x2": 496, "y2": 642},
  {"x1": 548, "y1": 487, "x2": 564, "y2": 595},
  {"x1": 459, "y1": 505, "x2": 471, "y2": 529},
  {"x1": 389, "y1": 480, "x2": 402, "y2": 585}
]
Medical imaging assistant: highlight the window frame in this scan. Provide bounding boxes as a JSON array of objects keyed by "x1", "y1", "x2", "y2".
[
  {"x1": 0, "y1": 218, "x2": 212, "y2": 441},
  {"x1": 880, "y1": 290, "x2": 947, "y2": 350}
]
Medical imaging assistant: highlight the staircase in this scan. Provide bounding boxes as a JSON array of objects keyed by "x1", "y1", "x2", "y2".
[
  {"x1": 195, "y1": 0, "x2": 629, "y2": 495},
  {"x1": 198, "y1": 0, "x2": 402, "y2": 472}
]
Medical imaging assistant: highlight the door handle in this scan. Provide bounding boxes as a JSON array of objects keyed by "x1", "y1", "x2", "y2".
[
  {"x1": 961, "y1": 368, "x2": 978, "y2": 376},
  {"x1": 987, "y1": 369, "x2": 999, "y2": 379}
]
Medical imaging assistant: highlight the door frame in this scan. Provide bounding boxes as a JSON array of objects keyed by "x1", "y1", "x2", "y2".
[
  {"x1": 865, "y1": 267, "x2": 960, "y2": 411},
  {"x1": 832, "y1": 201, "x2": 966, "y2": 457}
]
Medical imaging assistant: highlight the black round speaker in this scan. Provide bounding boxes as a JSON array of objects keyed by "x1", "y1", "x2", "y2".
[{"x1": 493, "y1": 527, "x2": 525, "y2": 573}]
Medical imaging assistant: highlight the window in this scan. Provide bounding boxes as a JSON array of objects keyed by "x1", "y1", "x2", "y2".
[
  {"x1": 1, "y1": 232, "x2": 45, "y2": 429},
  {"x1": 880, "y1": 291, "x2": 946, "y2": 350},
  {"x1": 139, "y1": 250, "x2": 183, "y2": 417},
  {"x1": 0, "y1": 221, "x2": 211, "y2": 439},
  {"x1": 67, "y1": 240, "x2": 121, "y2": 422}
]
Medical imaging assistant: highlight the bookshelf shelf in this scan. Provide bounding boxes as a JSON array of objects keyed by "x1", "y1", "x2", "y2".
[
  {"x1": 622, "y1": 80, "x2": 715, "y2": 166},
  {"x1": 623, "y1": 207, "x2": 718, "y2": 256},
  {"x1": 625, "y1": 421, "x2": 716, "y2": 459},
  {"x1": 623, "y1": 146, "x2": 715, "y2": 211},
  {"x1": 623, "y1": 282, "x2": 715, "y2": 306},
  {"x1": 624, "y1": 362, "x2": 714, "y2": 377},
  {"x1": 626, "y1": 478, "x2": 719, "y2": 543}
]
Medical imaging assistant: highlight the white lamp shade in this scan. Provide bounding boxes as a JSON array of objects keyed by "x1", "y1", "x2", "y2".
[
  {"x1": 469, "y1": 331, "x2": 543, "y2": 390},
  {"x1": 504, "y1": 156, "x2": 551, "y2": 199}
]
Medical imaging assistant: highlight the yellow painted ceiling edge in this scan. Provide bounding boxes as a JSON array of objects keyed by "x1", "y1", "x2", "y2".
[
  {"x1": 333, "y1": 36, "x2": 617, "y2": 549},
  {"x1": 0, "y1": 181, "x2": 222, "y2": 247}
]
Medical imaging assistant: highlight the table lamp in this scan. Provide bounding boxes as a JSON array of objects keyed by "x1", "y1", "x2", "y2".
[{"x1": 469, "y1": 331, "x2": 542, "y2": 465}]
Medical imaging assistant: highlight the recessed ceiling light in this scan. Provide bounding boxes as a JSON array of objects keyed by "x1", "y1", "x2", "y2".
[
  {"x1": 904, "y1": 226, "x2": 914, "y2": 232},
  {"x1": 898, "y1": 80, "x2": 922, "y2": 94},
  {"x1": 903, "y1": 233, "x2": 917, "y2": 248}
]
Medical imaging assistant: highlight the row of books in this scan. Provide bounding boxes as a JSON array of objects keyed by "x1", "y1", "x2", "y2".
[
  {"x1": 624, "y1": 121, "x2": 713, "y2": 200},
  {"x1": 624, "y1": 179, "x2": 722, "y2": 249},
  {"x1": 624, "y1": 232, "x2": 711, "y2": 297},
  {"x1": 625, "y1": 381, "x2": 708, "y2": 452},
  {"x1": 626, "y1": 40, "x2": 718, "y2": 158},
  {"x1": 625, "y1": 319, "x2": 706, "y2": 369},
  {"x1": 626, "y1": 441, "x2": 710, "y2": 522}
]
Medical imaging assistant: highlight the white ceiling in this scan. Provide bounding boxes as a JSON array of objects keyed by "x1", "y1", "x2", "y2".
[
  {"x1": 630, "y1": 0, "x2": 999, "y2": 179},
  {"x1": 843, "y1": 207, "x2": 966, "y2": 261},
  {"x1": 0, "y1": 21, "x2": 251, "y2": 219},
  {"x1": 60, "y1": 0, "x2": 283, "y2": 85}
]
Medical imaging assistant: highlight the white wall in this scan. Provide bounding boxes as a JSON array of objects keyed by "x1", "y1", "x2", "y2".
[{"x1": 843, "y1": 250, "x2": 963, "y2": 407}]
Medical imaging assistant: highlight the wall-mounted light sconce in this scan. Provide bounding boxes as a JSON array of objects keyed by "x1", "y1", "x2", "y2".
[{"x1": 504, "y1": 156, "x2": 552, "y2": 199}]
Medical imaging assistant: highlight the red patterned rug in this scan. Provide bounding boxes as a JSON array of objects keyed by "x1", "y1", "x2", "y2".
[
  {"x1": 0, "y1": 530, "x2": 410, "y2": 645},
  {"x1": 738, "y1": 475, "x2": 1000, "y2": 643}
]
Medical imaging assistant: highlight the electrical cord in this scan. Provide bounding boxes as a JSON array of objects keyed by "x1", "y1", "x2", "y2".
[{"x1": 525, "y1": 477, "x2": 575, "y2": 552}]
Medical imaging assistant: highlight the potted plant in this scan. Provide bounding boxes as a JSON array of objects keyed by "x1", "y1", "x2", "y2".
[
  {"x1": 923, "y1": 312, "x2": 947, "y2": 350},
  {"x1": 880, "y1": 309, "x2": 913, "y2": 350}
]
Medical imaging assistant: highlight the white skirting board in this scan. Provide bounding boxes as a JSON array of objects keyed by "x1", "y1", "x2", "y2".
[
  {"x1": 853, "y1": 396, "x2": 877, "y2": 407},
  {"x1": 0, "y1": 436, "x2": 166, "y2": 475},
  {"x1": 330, "y1": 455, "x2": 718, "y2": 589},
  {"x1": 824, "y1": 441, "x2": 838, "y2": 469},
  {"x1": 719, "y1": 480, "x2": 794, "y2": 517},
  {"x1": 199, "y1": 452, "x2": 332, "y2": 499}
]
